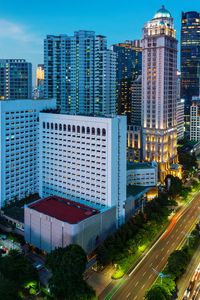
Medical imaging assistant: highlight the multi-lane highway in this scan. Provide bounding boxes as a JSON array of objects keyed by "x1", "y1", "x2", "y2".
[{"x1": 100, "y1": 192, "x2": 200, "y2": 300}]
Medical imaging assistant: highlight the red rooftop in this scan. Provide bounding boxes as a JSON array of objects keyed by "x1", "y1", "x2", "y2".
[{"x1": 29, "y1": 196, "x2": 99, "y2": 224}]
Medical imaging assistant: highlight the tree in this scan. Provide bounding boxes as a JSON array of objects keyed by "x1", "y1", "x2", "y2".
[
  {"x1": 0, "y1": 250, "x2": 38, "y2": 286},
  {"x1": 165, "y1": 175, "x2": 183, "y2": 198},
  {"x1": 46, "y1": 244, "x2": 95, "y2": 300},
  {"x1": 167, "y1": 250, "x2": 190, "y2": 278},
  {"x1": 0, "y1": 275, "x2": 20, "y2": 300},
  {"x1": 145, "y1": 284, "x2": 170, "y2": 300}
]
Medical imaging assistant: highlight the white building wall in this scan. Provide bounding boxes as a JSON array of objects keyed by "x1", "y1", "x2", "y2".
[
  {"x1": 39, "y1": 114, "x2": 127, "y2": 225},
  {"x1": 0, "y1": 99, "x2": 56, "y2": 208},
  {"x1": 25, "y1": 205, "x2": 116, "y2": 253},
  {"x1": 190, "y1": 99, "x2": 200, "y2": 141},
  {"x1": 127, "y1": 166, "x2": 158, "y2": 186}
]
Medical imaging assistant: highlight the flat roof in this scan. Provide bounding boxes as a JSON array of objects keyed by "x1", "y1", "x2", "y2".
[
  {"x1": 127, "y1": 162, "x2": 155, "y2": 170},
  {"x1": 29, "y1": 196, "x2": 100, "y2": 224}
]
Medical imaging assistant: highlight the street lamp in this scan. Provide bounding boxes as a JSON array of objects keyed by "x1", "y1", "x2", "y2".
[
  {"x1": 152, "y1": 268, "x2": 170, "y2": 285},
  {"x1": 181, "y1": 231, "x2": 193, "y2": 245}
]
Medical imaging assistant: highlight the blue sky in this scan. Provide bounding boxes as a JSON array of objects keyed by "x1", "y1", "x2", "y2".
[{"x1": 0, "y1": 0, "x2": 200, "y2": 76}]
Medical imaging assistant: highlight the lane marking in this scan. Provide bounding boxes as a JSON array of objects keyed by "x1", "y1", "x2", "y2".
[
  {"x1": 149, "y1": 274, "x2": 152, "y2": 279},
  {"x1": 135, "y1": 281, "x2": 139, "y2": 287},
  {"x1": 133, "y1": 296, "x2": 138, "y2": 300},
  {"x1": 143, "y1": 271, "x2": 147, "y2": 277},
  {"x1": 141, "y1": 284, "x2": 145, "y2": 289},
  {"x1": 126, "y1": 292, "x2": 131, "y2": 298},
  {"x1": 166, "y1": 240, "x2": 169, "y2": 245}
]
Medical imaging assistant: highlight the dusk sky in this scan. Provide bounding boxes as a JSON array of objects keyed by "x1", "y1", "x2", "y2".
[{"x1": 1, "y1": 0, "x2": 200, "y2": 76}]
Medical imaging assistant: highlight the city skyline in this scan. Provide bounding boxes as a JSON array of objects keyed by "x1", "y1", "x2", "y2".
[{"x1": 0, "y1": 0, "x2": 200, "y2": 71}]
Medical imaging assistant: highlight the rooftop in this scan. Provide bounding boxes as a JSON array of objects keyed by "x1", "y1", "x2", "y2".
[
  {"x1": 29, "y1": 196, "x2": 100, "y2": 224},
  {"x1": 127, "y1": 162, "x2": 156, "y2": 170}
]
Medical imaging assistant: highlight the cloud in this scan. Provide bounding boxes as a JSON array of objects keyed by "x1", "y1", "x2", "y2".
[{"x1": 0, "y1": 19, "x2": 41, "y2": 44}]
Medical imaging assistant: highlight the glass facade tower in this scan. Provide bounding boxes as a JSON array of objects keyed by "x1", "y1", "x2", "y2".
[{"x1": 181, "y1": 11, "x2": 200, "y2": 115}]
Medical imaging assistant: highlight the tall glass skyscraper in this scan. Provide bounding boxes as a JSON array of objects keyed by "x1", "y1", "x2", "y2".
[
  {"x1": 112, "y1": 41, "x2": 142, "y2": 124},
  {"x1": 181, "y1": 11, "x2": 200, "y2": 115},
  {"x1": 0, "y1": 59, "x2": 32, "y2": 100},
  {"x1": 44, "y1": 31, "x2": 116, "y2": 114}
]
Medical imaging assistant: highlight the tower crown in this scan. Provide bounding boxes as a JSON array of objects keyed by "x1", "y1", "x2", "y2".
[{"x1": 153, "y1": 5, "x2": 172, "y2": 19}]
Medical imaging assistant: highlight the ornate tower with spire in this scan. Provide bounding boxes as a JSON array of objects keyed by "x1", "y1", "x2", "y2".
[{"x1": 142, "y1": 6, "x2": 180, "y2": 181}]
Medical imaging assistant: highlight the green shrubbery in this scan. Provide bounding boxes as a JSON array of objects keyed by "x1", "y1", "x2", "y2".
[{"x1": 96, "y1": 194, "x2": 174, "y2": 273}]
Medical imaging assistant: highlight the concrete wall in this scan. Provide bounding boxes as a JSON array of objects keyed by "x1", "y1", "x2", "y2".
[{"x1": 25, "y1": 206, "x2": 116, "y2": 254}]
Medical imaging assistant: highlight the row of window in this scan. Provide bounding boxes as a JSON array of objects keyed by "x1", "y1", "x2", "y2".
[{"x1": 43, "y1": 122, "x2": 106, "y2": 136}]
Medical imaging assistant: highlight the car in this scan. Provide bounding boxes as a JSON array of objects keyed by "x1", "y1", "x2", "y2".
[{"x1": 33, "y1": 262, "x2": 44, "y2": 270}]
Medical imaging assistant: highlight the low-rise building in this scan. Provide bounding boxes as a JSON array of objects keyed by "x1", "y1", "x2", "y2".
[
  {"x1": 127, "y1": 162, "x2": 158, "y2": 187},
  {"x1": 25, "y1": 196, "x2": 116, "y2": 254}
]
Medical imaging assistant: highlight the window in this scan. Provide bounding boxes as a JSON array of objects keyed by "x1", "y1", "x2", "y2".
[
  {"x1": 55, "y1": 123, "x2": 58, "y2": 130},
  {"x1": 59, "y1": 124, "x2": 62, "y2": 131},
  {"x1": 92, "y1": 127, "x2": 95, "y2": 135},
  {"x1": 43, "y1": 122, "x2": 45, "y2": 129},
  {"x1": 97, "y1": 128, "x2": 100, "y2": 136},
  {"x1": 87, "y1": 127, "x2": 90, "y2": 134},
  {"x1": 77, "y1": 126, "x2": 80, "y2": 133},
  {"x1": 72, "y1": 125, "x2": 75, "y2": 133},
  {"x1": 102, "y1": 128, "x2": 106, "y2": 136},
  {"x1": 68, "y1": 125, "x2": 71, "y2": 132},
  {"x1": 82, "y1": 126, "x2": 85, "y2": 134}
]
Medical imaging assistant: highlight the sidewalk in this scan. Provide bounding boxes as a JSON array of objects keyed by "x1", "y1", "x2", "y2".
[{"x1": 86, "y1": 265, "x2": 115, "y2": 296}]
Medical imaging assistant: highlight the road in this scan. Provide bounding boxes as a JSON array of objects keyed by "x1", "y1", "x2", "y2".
[
  {"x1": 100, "y1": 192, "x2": 200, "y2": 300},
  {"x1": 177, "y1": 245, "x2": 200, "y2": 299}
]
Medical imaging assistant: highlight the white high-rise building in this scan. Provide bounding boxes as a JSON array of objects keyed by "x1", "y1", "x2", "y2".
[
  {"x1": 190, "y1": 97, "x2": 200, "y2": 141},
  {"x1": 44, "y1": 31, "x2": 116, "y2": 114},
  {"x1": 0, "y1": 59, "x2": 32, "y2": 100},
  {"x1": 177, "y1": 99, "x2": 185, "y2": 141},
  {"x1": 0, "y1": 99, "x2": 56, "y2": 208},
  {"x1": 142, "y1": 6, "x2": 178, "y2": 181},
  {"x1": 39, "y1": 113, "x2": 127, "y2": 226}
]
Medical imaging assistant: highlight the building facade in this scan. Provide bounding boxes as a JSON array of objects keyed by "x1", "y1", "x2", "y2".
[
  {"x1": 25, "y1": 196, "x2": 116, "y2": 253},
  {"x1": 127, "y1": 125, "x2": 141, "y2": 162},
  {"x1": 0, "y1": 99, "x2": 56, "y2": 208},
  {"x1": 39, "y1": 113, "x2": 127, "y2": 226},
  {"x1": 131, "y1": 75, "x2": 142, "y2": 126},
  {"x1": 142, "y1": 6, "x2": 178, "y2": 181},
  {"x1": 44, "y1": 31, "x2": 116, "y2": 114},
  {"x1": 0, "y1": 59, "x2": 32, "y2": 100},
  {"x1": 112, "y1": 41, "x2": 142, "y2": 123},
  {"x1": 181, "y1": 11, "x2": 200, "y2": 115},
  {"x1": 177, "y1": 98, "x2": 185, "y2": 141},
  {"x1": 190, "y1": 97, "x2": 200, "y2": 141},
  {"x1": 127, "y1": 162, "x2": 158, "y2": 187}
]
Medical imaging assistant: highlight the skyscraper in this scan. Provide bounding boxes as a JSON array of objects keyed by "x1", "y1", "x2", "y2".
[
  {"x1": 181, "y1": 11, "x2": 200, "y2": 115},
  {"x1": 112, "y1": 41, "x2": 142, "y2": 123},
  {"x1": 44, "y1": 31, "x2": 116, "y2": 114},
  {"x1": 142, "y1": 6, "x2": 178, "y2": 181},
  {"x1": 131, "y1": 75, "x2": 142, "y2": 126},
  {"x1": 0, "y1": 59, "x2": 32, "y2": 100}
]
